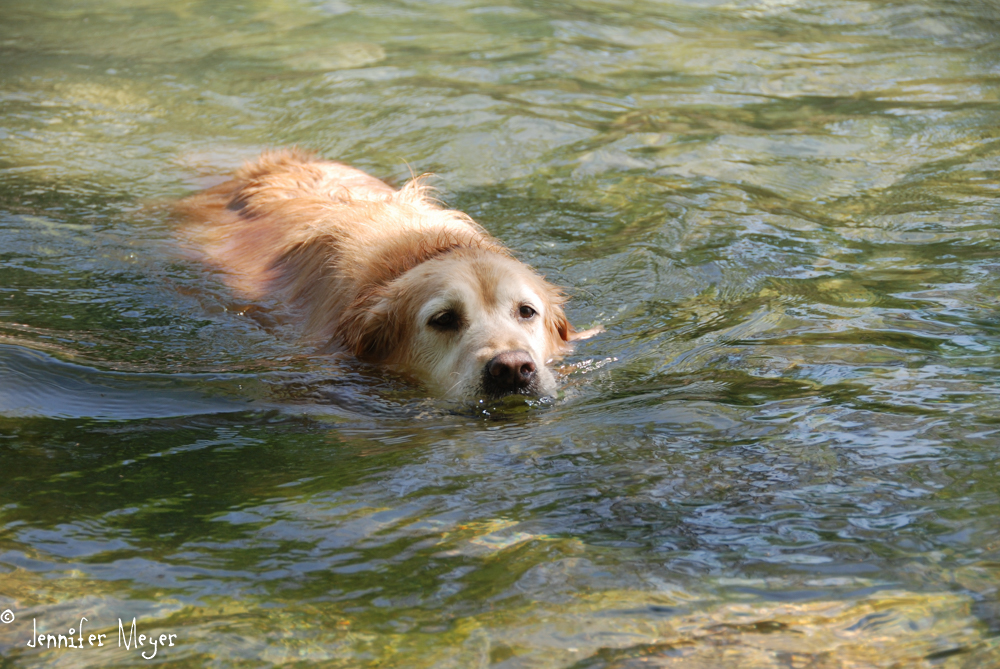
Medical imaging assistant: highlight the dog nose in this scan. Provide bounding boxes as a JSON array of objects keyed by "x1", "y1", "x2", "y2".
[{"x1": 484, "y1": 351, "x2": 536, "y2": 394}]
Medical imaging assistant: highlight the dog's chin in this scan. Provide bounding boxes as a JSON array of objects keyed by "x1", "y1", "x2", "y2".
[
  {"x1": 438, "y1": 382, "x2": 541, "y2": 401},
  {"x1": 475, "y1": 367, "x2": 558, "y2": 401},
  {"x1": 434, "y1": 377, "x2": 546, "y2": 401},
  {"x1": 477, "y1": 381, "x2": 542, "y2": 401}
]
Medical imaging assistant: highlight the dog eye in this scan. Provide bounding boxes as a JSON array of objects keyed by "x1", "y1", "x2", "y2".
[
  {"x1": 518, "y1": 305, "x2": 537, "y2": 320},
  {"x1": 429, "y1": 310, "x2": 460, "y2": 330}
]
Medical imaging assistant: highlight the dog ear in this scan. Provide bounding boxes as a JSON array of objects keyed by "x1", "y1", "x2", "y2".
[
  {"x1": 544, "y1": 304, "x2": 576, "y2": 356},
  {"x1": 550, "y1": 306, "x2": 572, "y2": 342},
  {"x1": 339, "y1": 293, "x2": 402, "y2": 362},
  {"x1": 546, "y1": 303, "x2": 603, "y2": 350}
]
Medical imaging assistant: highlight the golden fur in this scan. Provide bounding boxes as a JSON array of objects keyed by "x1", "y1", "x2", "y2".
[{"x1": 177, "y1": 149, "x2": 594, "y2": 398}]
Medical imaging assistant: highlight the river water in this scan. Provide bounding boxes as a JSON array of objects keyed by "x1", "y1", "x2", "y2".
[{"x1": 2, "y1": 0, "x2": 1000, "y2": 666}]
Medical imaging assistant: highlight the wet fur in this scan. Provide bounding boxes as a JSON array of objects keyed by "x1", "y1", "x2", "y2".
[{"x1": 177, "y1": 148, "x2": 591, "y2": 397}]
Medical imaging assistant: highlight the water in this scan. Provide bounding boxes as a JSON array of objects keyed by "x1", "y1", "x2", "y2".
[{"x1": 2, "y1": 0, "x2": 1000, "y2": 666}]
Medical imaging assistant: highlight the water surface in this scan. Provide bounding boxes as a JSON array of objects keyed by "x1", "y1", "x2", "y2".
[{"x1": 2, "y1": 0, "x2": 1000, "y2": 666}]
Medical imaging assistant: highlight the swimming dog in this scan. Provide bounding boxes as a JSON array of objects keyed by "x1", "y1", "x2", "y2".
[{"x1": 177, "y1": 149, "x2": 596, "y2": 398}]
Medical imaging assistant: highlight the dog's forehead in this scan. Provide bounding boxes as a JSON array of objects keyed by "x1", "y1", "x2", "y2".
[
  {"x1": 467, "y1": 256, "x2": 543, "y2": 307},
  {"x1": 414, "y1": 253, "x2": 545, "y2": 311}
]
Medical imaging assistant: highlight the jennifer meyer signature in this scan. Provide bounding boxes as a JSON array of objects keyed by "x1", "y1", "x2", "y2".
[{"x1": 10, "y1": 611, "x2": 178, "y2": 660}]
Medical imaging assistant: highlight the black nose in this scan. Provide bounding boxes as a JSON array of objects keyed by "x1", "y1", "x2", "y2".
[{"x1": 483, "y1": 351, "x2": 537, "y2": 395}]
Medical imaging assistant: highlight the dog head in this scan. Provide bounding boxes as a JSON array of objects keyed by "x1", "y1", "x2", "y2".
[{"x1": 341, "y1": 249, "x2": 581, "y2": 399}]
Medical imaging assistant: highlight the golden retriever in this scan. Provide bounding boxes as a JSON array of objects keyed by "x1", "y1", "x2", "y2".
[{"x1": 177, "y1": 149, "x2": 596, "y2": 399}]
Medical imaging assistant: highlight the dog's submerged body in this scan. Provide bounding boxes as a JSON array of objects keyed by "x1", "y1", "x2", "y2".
[{"x1": 178, "y1": 149, "x2": 591, "y2": 398}]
